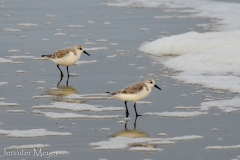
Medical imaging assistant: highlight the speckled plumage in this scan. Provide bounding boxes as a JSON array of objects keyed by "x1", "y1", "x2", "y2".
[
  {"x1": 112, "y1": 82, "x2": 148, "y2": 95},
  {"x1": 47, "y1": 48, "x2": 77, "y2": 59}
]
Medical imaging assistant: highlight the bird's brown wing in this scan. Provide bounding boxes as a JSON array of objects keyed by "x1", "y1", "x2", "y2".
[
  {"x1": 49, "y1": 48, "x2": 75, "y2": 58},
  {"x1": 119, "y1": 82, "x2": 146, "y2": 94}
]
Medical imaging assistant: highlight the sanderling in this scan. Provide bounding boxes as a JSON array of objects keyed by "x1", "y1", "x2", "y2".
[
  {"x1": 42, "y1": 45, "x2": 90, "y2": 78},
  {"x1": 107, "y1": 79, "x2": 161, "y2": 117}
]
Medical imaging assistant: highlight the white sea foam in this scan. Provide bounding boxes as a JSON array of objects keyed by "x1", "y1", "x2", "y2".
[
  {"x1": 70, "y1": 35, "x2": 79, "y2": 38},
  {"x1": 200, "y1": 98, "x2": 240, "y2": 113},
  {"x1": 18, "y1": 35, "x2": 27, "y2": 39},
  {"x1": 105, "y1": 0, "x2": 240, "y2": 93},
  {"x1": 97, "y1": 39, "x2": 108, "y2": 42},
  {"x1": 8, "y1": 49, "x2": 20, "y2": 53},
  {"x1": 64, "y1": 93, "x2": 114, "y2": 101},
  {"x1": 32, "y1": 57, "x2": 46, "y2": 60},
  {"x1": 44, "y1": 22, "x2": 52, "y2": 25},
  {"x1": 136, "y1": 67, "x2": 145, "y2": 70},
  {"x1": 6, "y1": 56, "x2": 35, "y2": 59},
  {"x1": 84, "y1": 42, "x2": 95, "y2": 45},
  {"x1": 31, "y1": 81, "x2": 45, "y2": 84},
  {"x1": 85, "y1": 47, "x2": 108, "y2": 51},
  {"x1": 164, "y1": 135, "x2": 203, "y2": 141},
  {"x1": 54, "y1": 33, "x2": 66, "y2": 36},
  {"x1": 104, "y1": 22, "x2": 111, "y2": 25},
  {"x1": 89, "y1": 135, "x2": 202, "y2": 150},
  {"x1": 32, "y1": 102, "x2": 124, "y2": 112},
  {"x1": 129, "y1": 147, "x2": 162, "y2": 152},
  {"x1": 4, "y1": 14, "x2": 11, "y2": 17},
  {"x1": 4, "y1": 28, "x2": 21, "y2": 32},
  {"x1": 42, "y1": 39, "x2": 49, "y2": 41},
  {"x1": 69, "y1": 73, "x2": 79, "y2": 77},
  {"x1": 7, "y1": 110, "x2": 26, "y2": 113},
  {"x1": 46, "y1": 15, "x2": 56, "y2": 18},
  {"x1": 107, "y1": 54, "x2": 117, "y2": 58},
  {"x1": 0, "y1": 129, "x2": 72, "y2": 138},
  {"x1": 34, "y1": 111, "x2": 122, "y2": 119},
  {"x1": 87, "y1": 20, "x2": 96, "y2": 24},
  {"x1": 144, "y1": 111, "x2": 207, "y2": 118},
  {"x1": 0, "y1": 58, "x2": 12, "y2": 63},
  {"x1": 16, "y1": 70, "x2": 25, "y2": 74},
  {"x1": 157, "y1": 133, "x2": 167, "y2": 137},
  {"x1": 90, "y1": 137, "x2": 151, "y2": 150},
  {"x1": 175, "y1": 106, "x2": 201, "y2": 110},
  {"x1": 101, "y1": 128, "x2": 111, "y2": 131},
  {"x1": 0, "y1": 82, "x2": 8, "y2": 86},
  {"x1": 206, "y1": 144, "x2": 240, "y2": 150},
  {"x1": 0, "y1": 102, "x2": 19, "y2": 106},
  {"x1": 118, "y1": 120, "x2": 126, "y2": 124},
  {"x1": 109, "y1": 43, "x2": 118, "y2": 46},
  {"x1": 33, "y1": 95, "x2": 55, "y2": 99},
  {"x1": 174, "y1": 98, "x2": 240, "y2": 113},
  {"x1": 66, "y1": 25, "x2": 85, "y2": 28},
  {"x1": 136, "y1": 101, "x2": 152, "y2": 105},
  {"x1": 17, "y1": 23, "x2": 38, "y2": 27},
  {"x1": 149, "y1": 141, "x2": 174, "y2": 145},
  {"x1": 139, "y1": 31, "x2": 240, "y2": 92},
  {"x1": 139, "y1": 28, "x2": 149, "y2": 31}
]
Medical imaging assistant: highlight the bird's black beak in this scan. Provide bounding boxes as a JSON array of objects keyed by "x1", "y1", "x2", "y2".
[
  {"x1": 154, "y1": 84, "x2": 161, "y2": 90},
  {"x1": 84, "y1": 51, "x2": 90, "y2": 56}
]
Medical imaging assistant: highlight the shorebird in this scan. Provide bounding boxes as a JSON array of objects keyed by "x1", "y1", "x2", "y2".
[
  {"x1": 107, "y1": 79, "x2": 161, "y2": 116},
  {"x1": 42, "y1": 45, "x2": 90, "y2": 78}
]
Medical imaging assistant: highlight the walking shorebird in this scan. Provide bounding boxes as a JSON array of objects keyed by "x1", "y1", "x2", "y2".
[
  {"x1": 42, "y1": 45, "x2": 90, "y2": 79},
  {"x1": 107, "y1": 79, "x2": 161, "y2": 117}
]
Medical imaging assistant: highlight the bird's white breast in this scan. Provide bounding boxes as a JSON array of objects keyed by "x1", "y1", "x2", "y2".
[
  {"x1": 114, "y1": 86, "x2": 152, "y2": 102},
  {"x1": 52, "y1": 51, "x2": 81, "y2": 66}
]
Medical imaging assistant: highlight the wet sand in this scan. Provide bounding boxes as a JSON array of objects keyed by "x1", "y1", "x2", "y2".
[{"x1": 0, "y1": 0, "x2": 239, "y2": 160}]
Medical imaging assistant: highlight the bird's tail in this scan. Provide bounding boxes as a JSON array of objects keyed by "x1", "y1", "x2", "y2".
[
  {"x1": 106, "y1": 92, "x2": 114, "y2": 96},
  {"x1": 42, "y1": 54, "x2": 51, "y2": 58}
]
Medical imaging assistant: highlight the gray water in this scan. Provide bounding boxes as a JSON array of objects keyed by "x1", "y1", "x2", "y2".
[{"x1": 0, "y1": 0, "x2": 239, "y2": 160}]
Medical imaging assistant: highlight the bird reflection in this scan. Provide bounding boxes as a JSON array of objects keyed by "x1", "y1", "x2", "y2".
[
  {"x1": 113, "y1": 116, "x2": 148, "y2": 138},
  {"x1": 44, "y1": 85, "x2": 83, "y2": 103},
  {"x1": 113, "y1": 116, "x2": 155, "y2": 149}
]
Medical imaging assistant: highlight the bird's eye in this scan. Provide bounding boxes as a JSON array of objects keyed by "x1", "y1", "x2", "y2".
[{"x1": 150, "y1": 81, "x2": 153, "y2": 84}]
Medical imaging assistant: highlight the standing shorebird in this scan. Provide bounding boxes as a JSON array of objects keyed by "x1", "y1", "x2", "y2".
[
  {"x1": 42, "y1": 45, "x2": 90, "y2": 78},
  {"x1": 107, "y1": 79, "x2": 161, "y2": 117}
]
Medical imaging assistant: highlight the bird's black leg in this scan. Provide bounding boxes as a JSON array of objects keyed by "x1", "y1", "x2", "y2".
[
  {"x1": 56, "y1": 65, "x2": 63, "y2": 86},
  {"x1": 57, "y1": 64, "x2": 64, "y2": 78},
  {"x1": 66, "y1": 66, "x2": 70, "y2": 77},
  {"x1": 66, "y1": 74, "x2": 69, "y2": 86},
  {"x1": 66, "y1": 66, "x2": 70, "y2": 86},
  {"x1": 134, "y1": 116, "x2": 138, "y2": 129},
  {"x1": 57, "y1": 78, "x2": 62, "y2": 86},
  {"x1": 134, "y1": 103, "x2": 142, "y2": 117},
  {"x1": 125, "y1": 101, "x2": 129, "y2": 117}
]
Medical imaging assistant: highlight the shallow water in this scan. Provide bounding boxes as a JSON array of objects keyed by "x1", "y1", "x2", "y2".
[{"x1": 0, "y1": 0, "x2": 239, "y2": 160}]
